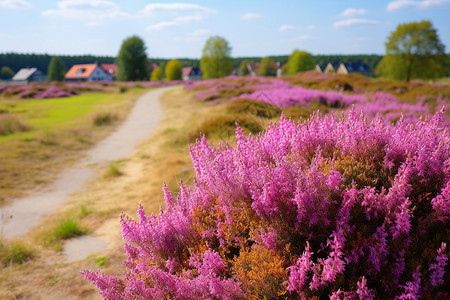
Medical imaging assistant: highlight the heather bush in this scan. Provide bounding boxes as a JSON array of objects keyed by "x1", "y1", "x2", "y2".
[{"x1": 84, "y1": 108, "x2": 449, "y2": 299}]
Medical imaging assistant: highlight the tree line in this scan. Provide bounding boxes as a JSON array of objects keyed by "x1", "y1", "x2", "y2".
[
  {"x1": 0, "y1": 52, "x2": 386, "y2": 76},
  {"x1": 2, "y1": 20, "x2": 449, "y2": 82}
]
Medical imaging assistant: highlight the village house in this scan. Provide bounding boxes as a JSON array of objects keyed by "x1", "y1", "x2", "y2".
[
  {"x1": 65, "y1": 63, "x2": 117, "y2": 82},
  {"x1": 316, "y1": 62, "x2": 372, "y2": 76},
  {"x1": 12, "y1": 67, "x2": 47, "y2": 82},
  {"x1": 182, "y1": 66, "x2": 202, "y2": 80}
]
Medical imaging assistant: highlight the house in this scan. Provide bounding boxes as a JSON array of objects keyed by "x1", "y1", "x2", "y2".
[
  {"x1": 182, "y1": 67, "x2": 202, "y2": 80},
  {"x1": 99, "y1": 64, "x2": 118, "y2": 79},
  {"x1": 12, "y1": 67, "x2": 47, "y2": 82},
  {"x1": 316, "y1": 62, "x2": 372, "y2": 76},
  {"x1": 247, "y1": 62, "x2": 281, "y2": 77},
  {"x1": 323, "y1": 63, "x2": 336, "y2": 74},
  {"x1": 337, "y1": 62, "x2": 372, "y2": 77},
  {"x1": 65, "y1": 63, "x2": 116, "y2": 82}
]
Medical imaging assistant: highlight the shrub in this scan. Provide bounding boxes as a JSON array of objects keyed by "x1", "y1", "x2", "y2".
[
  {"x1": 0, "y1": 114, "x2": 30, "y2": 136},
  {"x1": 190, "y1": 114, "x2": 263, "y2": 141},
  {"x1": 226, "y1": 98, "x2": 281, "y2": 119},
  {"x1": 0, "y1": 240, "x2": 34, "y2": 266},
  {"x1": 91, "y1": 111, "x2": 119, "y2": 126},
  {"x1": 84, "y1": 109, "x2": 449, "y2": 299},
  {"x1": 52, "y1": 219, "x2": 87, "y2": 240}
]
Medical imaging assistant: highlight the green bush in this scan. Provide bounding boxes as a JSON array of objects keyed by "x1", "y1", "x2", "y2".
[
  {"x1": 0, "y1": 240, "x2": 34, "y2": 266},
  {"x1": 52, "y1": 219, "x2": 87, "y2": 240}
]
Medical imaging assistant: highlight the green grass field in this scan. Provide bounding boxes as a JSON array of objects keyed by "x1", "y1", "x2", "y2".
[{"x1": 0, "y1": 91, "x2": 140, "y2": 142}]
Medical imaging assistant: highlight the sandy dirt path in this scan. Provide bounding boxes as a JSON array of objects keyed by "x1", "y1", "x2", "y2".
[{"x1": 0, "y1": 87, "x2": 173, "y2": 240}]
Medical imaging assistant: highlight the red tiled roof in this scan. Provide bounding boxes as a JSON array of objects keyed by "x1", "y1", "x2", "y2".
[
  {"x1": 100, "y1": 64, "x2": 118, "y2": 77},
  {"x1": 65, "y1": 64, "x2": 98, "y2": 79},
  {"x1": 182, "y1": 67, "x2": 193, "y2": 77}
]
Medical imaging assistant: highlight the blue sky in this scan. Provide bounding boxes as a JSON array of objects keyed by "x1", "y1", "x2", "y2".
[{"x1": 0, "y1": 0, "x2": 449, "y2": 58}]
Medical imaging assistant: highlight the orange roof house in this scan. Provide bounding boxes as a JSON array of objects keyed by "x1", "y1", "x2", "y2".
[
  {"x1": 65, "y1": 63, "x2": 117, "y2": 81},
  {"x1": 100, "y1": 64, "x2": 118, "y2": 78}
]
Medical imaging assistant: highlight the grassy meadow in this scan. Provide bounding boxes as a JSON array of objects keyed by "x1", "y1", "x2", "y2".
[{"x1": 0, "y1": 73, "x2": 449, "y2": 298}]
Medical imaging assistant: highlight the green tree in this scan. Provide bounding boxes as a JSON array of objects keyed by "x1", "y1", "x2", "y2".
[
  {"x1": 0, "y1": 66, "x2": 15, "y2": 79},
  {"x1": 286, "y1": 50, "x2": 315, "y2": 75},
  {"x1": 117, "y1": 35, "x2": 148, "y2": 81},
  {"x1": 47, "y1": 56, "x2": 67, "y2": 82},
  {"x1": 239, "y1": 60, "x2": 250, "y2": 76},
  {"x1": 200, "y1": 36, "x2": 234, "y2": 79},
  {"x1": 165, "y1": 60, "x2": 182, "y2": 81},
  {"x1": 375, "y1": 20, "x2": 447, "y2": 81},
  {"x1": 258, "y1": 57, "x2": 277, "y2": 76},
  {"x1": 150, "y1": 66, "x2": 163, "y2": 81}
]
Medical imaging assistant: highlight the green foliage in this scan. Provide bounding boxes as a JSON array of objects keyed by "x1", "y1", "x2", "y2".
[
  {"x1": 104, "y1": 164, "x2": 123, "y2": 178},
  {"x1": 200, "y1": 36, "x2": 234, "y2": 79},
  {"x1": 286, "y1": 50, "x2": 315, "y2": 74},
  {"x1": 376, "y1": 20, "x2": 447, "y2": 81},
  {"x1": 0, "y1": 66, "x2": 14, "y2": 79},
  {"x1": 117, "y1": 35, "x2": 148, "y2": 81},
  {"x1": 239, "y1": 60, "x2": 250, "y2": 76},
  {"x1": 165, "y1": 60, "x2": 182, "y2": 81},
  {"x1": 52, "y1": 218, "x2": 87, "y2": 240},
  {"x1": 258, "y1": 57, "x2": 277, "y2": 76},
  {"x1": 150, "y1": 66, "x2": 163, "y2": 81},
  {"x1": 0, "y1": 114, "x2": 30, "y2": 136},
  {"x1": 47, "y1": 56, "x2": 67, "y2": 82},
  {"x1": 0, "y1": 240, "x2": 34, "y2": 266}
]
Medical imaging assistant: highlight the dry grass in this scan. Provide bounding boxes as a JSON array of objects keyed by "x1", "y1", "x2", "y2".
[
  {"x1": 0, "y1": 114, "x2": 31, "y2": 136},
  {"x1": 0, "y1": 87, "x2": 211, "y2": 299}
]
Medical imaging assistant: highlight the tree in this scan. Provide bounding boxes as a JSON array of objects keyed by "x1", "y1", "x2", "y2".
[
  {"x1": 117, "y1": 35, "x2": 148, "y2": 81},
  {"x1": 286, "y1": 50, "x2": 315, "y2": 74},
  {"x1": 0, "y1": 66, "x2": 14, "y2": 79},
  {"x1": 47, "y1": 56, "x2": 67, "y2": 82},
  {"x1": 375, "y1": 20, "x2": 447, "y2": 81},
  {"x1": 150, "y1": 66, "x2": 163, "y2": 81},
  {"x1": 200, "y1": 36, "x2": 234, "y2": 79},
  {"x1": 239, "y1": 60, "x2": 250, "y2": 76},
  {"x1": 258, "y1": 57, "x2": 277, "y2": 76},
  {"x1": 165, "y1": 60, "x2": 182, "y2": 81}
]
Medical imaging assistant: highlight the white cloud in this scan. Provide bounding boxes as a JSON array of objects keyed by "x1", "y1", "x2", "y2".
[
  {"x1": 241, "y1": 13, "x2": 263, "y2": 20},
  {"x1": 333, "y1": 18, "x2": 379, "y2": 28},
  {"x1": 280, "y1": 25, "x2": 295, "y2": 32},
  {"x1": 291, "y1": 35, "x2": 312, "y2": 41},
  {"x1": 0, "y1": 0, "x2": 31, "y2": 9},
  {"x1": 340, "y1": 8, "x2": 367, "y2": 17},
  {"x1": 175, "y1": 29, "x2": 211, "y2": 42},
  {"x1": 42, "y1": 0, "x2": 129, "y2": 22},
  {"x1": 141, "y1": 3, "x2": 215, "y2": 15},
  {"x1": 143, "y1": 3, "x2": 216, "y2": 31},
  {"x1": 147, "y1": 21, "x2": 179, "y2": 31},
  {"x1": 387, "y1": 0, "x2": 450, "y2": 11},
  {"x1": 307, "y1": 25, "x2": 316, "y2": 30}
]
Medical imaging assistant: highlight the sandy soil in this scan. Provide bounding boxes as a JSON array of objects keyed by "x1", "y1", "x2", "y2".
[{"x1": 0, "y1": 87, "x2": 173, "y2": 240}]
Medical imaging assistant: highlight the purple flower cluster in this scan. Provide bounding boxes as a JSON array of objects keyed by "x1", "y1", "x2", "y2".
[
  {"x1": 0, "y1": 83, "x2": 77, "y2": 99},
  {"x1": 84, "y1": 108, "x2": 450, "y2": 298}
]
